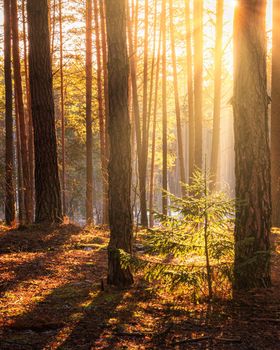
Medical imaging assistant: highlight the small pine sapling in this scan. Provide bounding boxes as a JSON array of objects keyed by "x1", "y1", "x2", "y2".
[{"x1": 121, "y1": 170, "x2": 235, "y2": 299}]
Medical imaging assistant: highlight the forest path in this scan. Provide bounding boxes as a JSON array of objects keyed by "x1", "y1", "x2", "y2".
[{"x1": 0, "y1": 224, "x2": 279, "y2": 349}]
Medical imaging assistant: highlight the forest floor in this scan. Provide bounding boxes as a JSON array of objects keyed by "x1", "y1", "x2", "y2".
[{"x1": 0, "y1": 224, "x2": 279, "y2": 350}]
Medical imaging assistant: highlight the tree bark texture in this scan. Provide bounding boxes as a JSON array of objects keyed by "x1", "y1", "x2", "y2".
[
  {"x1": 233, "y1": 0, "x2": 271, "y2": 289},
  {"x1": 106, "y1": 0, "x2": 134, "y2": 287}
]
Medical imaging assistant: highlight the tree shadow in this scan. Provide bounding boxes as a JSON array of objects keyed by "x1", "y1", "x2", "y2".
[{"x1": 0, "y1": 224, "x2": 82, "y2": 297}]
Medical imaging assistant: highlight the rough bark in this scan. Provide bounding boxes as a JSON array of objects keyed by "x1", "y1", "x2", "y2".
[
  {"x1": 27, "y1": 0, "x2": 62, "y2": 223},
  {"x1": 106, "y1": 0, "x2": 133, "y2": 287},
  {"x1": 4, "y1": 0, "x2": 15, "y2": 226},
  {"x1": 233, "y1": 0, "x2": 271, "y2": 289},
  {"x1": 271, "y1": 0, "x2": 280, "y2": 227}
]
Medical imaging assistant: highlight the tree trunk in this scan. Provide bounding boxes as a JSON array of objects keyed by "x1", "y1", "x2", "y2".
[
  {"x1": 126, "y1": 0, "x2": 148, "y2": 227},
  {"x1": 149, "y1": 14, "x2": 161, "y2": 228},
  {"x1": 169, "y1": 0, "x2": 186, "y2": 196},
  {"x1": 210, "y1": 0, "x2": 224, "y2": 186},
  {"x1": 22, "y1": 0, "x2": 34, "y2": 221},
  {"x1": 106, "y1": 0, "x2": 133, "y2": 287},
  {"x1": 11, "y1": 0, "x2": 32, "y2": 224},
  {"x1": 85, "y1": 0, "x2": 94, "y2": 224},
  {"x1": 193, "y1": 0, "x2": 203, "y2": 170},
  {"x1": 94, "y1": 0, "x2": 107, "y2": 226},
  {"x1": 59, "y1": 0, "x2": 66, "y2": 215},
  {"x1": 162, "y1": 0, "x2": 168, "y2": 215},
  {"x1": 99, "y1": 0, "x2": 109, "y2": 225},
  {"x1": 138, "y1": 0, "x2": 149, "y2": 227},
  {"x1": 271, "y1": 0, "x2": 280, "y2": 227},
  {"x1": 233, "y1": 0, "x2": 271, "y2": 289},
  {"x1": 185, "y1": 0, "x2": 195, "y2": 181},
  {"x1": 4, "y1": 0, "x2": 15, "y2": 226},
  {"x1": 27, "y1": 0, "x2": 62, "y2": 223}
]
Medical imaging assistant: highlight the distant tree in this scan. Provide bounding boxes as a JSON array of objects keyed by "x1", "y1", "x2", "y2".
[
  {"x1": 85, "y1": 0, "x2": 94, "y2": 224},
  {"x1": 99, "y1": 0, "x2": 109, "y2": 225},
  {"x1": 59, "y1": 0, "x2": 66, "y2": 215},
  {"x1": 4, "y1": 0, "x2": 15, "y2": 226},
  {"x1": 22, "y1": 0, "x2": 34, "y2": 220},
  {"x1": 11, "y1": 0, "x2": 32, "y2": 223},
  {"x1": 193, "y1": 0, "x2": 203, "y2": 170},
  {"x1": 126, "y1": 0, "x2": 148, "y2": 226},
  {"x1": 106, "y1": 0, "x2": 134, "y2": 287},
  {"x1": 185, "y1": 0, "x2": 195, "y2": 180},
  {"x1": 169, "y1": 0, "x2": 186, "y2": 196},
  {"x1": 27, "y1": 0, "x2": 62, "y2": 223},
  {"x1": 233, "y1": 0, "x2": 271, "y2": 289},
  {"x1": 271, "y1": 0, "x2": 280, "y2": 227},
  {"x1": 210, "y1": 0, "x2": 224, "y2": 186},
  {"x1": 94, "y1": 0, "x2": 107, "y2": 225},
  {"x1": 162, "y1": 0, "x2": 168, "y2": 215}
]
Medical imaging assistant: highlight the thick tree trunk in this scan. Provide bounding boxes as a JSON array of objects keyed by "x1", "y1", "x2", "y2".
[
  {"x1": 169, "y1": 0, "x2": 186, "y2": 196},
  {"x1": 85, "y1": 0, "x2": 94, "y2": 224},
  {"x1": 193, "y1": 0, "x2": 203, "y2": 170},
  {"x1": 4, "y1": 0, "x2": 15, "y2": 226},
  {"x1": 185, "y1": 0, "x2": 195, "y2": 180},
  {"x1": 106, "y1": 0, "x2": 133, "y2": 287},
  {"x1": 210, "y1": 0, "x2": 224, "y2": 186},
  {"x1": 233, "y1": 0, "x2": 271, "y2": 289},
  {"x1": 27, "y1": 0, "x2": 62, "y2": 223},
  {"x1": 271, "y1": 0, "x2": 280, "y2": 227},
  {"x1": 11, "y1": 0, "x2": 32, "y2": 224}
]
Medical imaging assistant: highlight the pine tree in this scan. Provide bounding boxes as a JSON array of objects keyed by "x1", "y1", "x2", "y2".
[
  {"x1": 27, "y1": 0, "x2": 62, "y2": 223},
  {"x1": 106, "y1": 0, "x2": 134, "y2": 287},
  {"x1": 233, "y1": 0, "x2": 271, "y2": 289}
]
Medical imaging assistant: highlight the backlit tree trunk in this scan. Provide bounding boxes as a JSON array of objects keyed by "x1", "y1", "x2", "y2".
[
  {"x1": 233, "y1": 0, "x2": 271, "y2": 289},
  {"x1": 271, "y1": 0, "x2": 280, "y2": 227},
  {"x1": 162, "y1": 0, "x2": 168, "y2": 215},
  {"x1": 99, "y1": 0, "x2": 109, "y2": 225},
  {"x1": 22, "y1": 0, "x2": 34, "y2": 221},
  {"x1": 85, "y1": 0, "x2": 94, "y2": 224},
  {"x1": 193, "y1": 0, "x2": 203, "y2": 170},
  {"x1": 185, "y1": 0, "x2": 195, "y2": 180},
  {"x1": 59, "y1": 0, "x2": 66, "y2": 215},
  {"x1": 106, "y1": 0, "x2": 133, "y2": 287},
  {"x1": 27, "y1": 0, "x2": 62, "y2": 223},
  {"x1": 210, "y1": 0, "x2": 224, "y2": 186},
  {"x1": 11, "y1": 0, "x2": 32, "y2": 224},
  {"x1": 169, "y1": 0, "x2": 186, "y2": 196},
  {"x1": 4, "y1": 0, "x2": 15, "y2": 226},
  {"x1": 94, "y1": 0, "x2": 107, "y2": 225}
]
